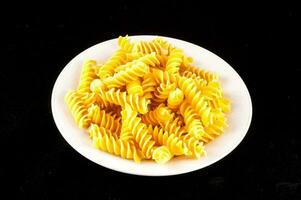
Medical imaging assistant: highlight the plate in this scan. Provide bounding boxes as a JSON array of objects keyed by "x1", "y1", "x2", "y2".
[{"x1": 51, "y1": 35, "x2": 252, "y2": 176}]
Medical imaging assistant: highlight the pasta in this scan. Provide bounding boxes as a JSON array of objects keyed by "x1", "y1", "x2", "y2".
[
  {"x1": 167, "y1": 88, "x2": 184, "y2": 110},
  {"x1": 65, "y1": 35, "x2": 231, "y2": 164},
  {"x1": 98, "y1": 49, "x2": 126, "y2": 79},
  {"x1": 89, "y1": 124, "x2": 143, "y2": 163}
]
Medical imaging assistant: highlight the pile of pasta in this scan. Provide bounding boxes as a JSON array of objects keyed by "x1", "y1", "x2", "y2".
[{"x1": 65, "y1": 36, "x2": 231, "y2": 164}]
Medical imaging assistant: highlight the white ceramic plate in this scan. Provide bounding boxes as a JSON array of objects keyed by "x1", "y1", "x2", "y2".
[{"x1": 51, "y1": 35, "x2": 252, "y2": 176}]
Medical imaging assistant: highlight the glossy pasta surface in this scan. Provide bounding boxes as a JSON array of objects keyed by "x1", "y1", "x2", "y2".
[{"x1": 65, "y1": 36, "x2": 231, "y2": 163}]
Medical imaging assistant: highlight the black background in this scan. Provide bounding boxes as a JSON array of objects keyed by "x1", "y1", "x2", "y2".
[{"x1": 1, "y1": 2, "x2": 300, "y2": 199}]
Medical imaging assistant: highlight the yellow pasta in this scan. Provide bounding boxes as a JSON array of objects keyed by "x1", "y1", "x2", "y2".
[
  {"x1": 87, "y1": 104, "x2": 121, "y2": 135},
  {"x1": 77, "y1": 60, "x2": 98, "y2": 93},
  {"x1": 103, "y1": 61, "x2": 149, "y2": 88},
  {"x1": 65, "y1": 91, "x2": 91, "y2": 128},
  {"x1": 148, "y1": 125, "x2": 188, "y2": 156},
  {"x1": 126, "y1": 80, "x2": 143, "y2": 96},
  {"x1": 167, "y1": 88, "x2": 184, "y2": 110},
  {"x1": 65, "y1": 35, "x2": 231, "y2": 164},
  {"x1": 152, "y1": 146, "x2": 173, "y2": 164},
  {"x1": 141, "y1": 104, "x2": 173, "y2": 125},
  {"x1": 89, "y1": 124, "x2": 143, "y2": 163},
  {"x1": 166, "y1": 48, "x2": 183, "y2": 74},
  {"x1": 118, "y1": 35, "x2": 133, "y2": 52},
  {"x1": 98, "y1": 49, "x2": 126, "y2": 79}
]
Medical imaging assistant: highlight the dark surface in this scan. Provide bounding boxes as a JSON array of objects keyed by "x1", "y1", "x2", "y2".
[{"x1": 1, "y1": 3, "x2": 300, "y2": 199}]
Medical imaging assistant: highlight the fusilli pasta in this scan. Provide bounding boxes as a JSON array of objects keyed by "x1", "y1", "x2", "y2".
[{"x1": 65, "y1": 36, "x2": 231, "y2": 164}]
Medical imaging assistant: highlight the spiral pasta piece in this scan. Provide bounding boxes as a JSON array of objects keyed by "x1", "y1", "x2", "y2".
[
  {"x1": 103, "y1": 61, "x2": 149, "y2": 88},
  {"x1": 118, "y1": 35, "x2": 133, "y2": 52},
  {"x1": 181, "y1": 65, "x2": 219, "y2": 82},
  {"x1": 151, "y1": 68, "x2": 177, "y2": 85},
  {"x1": 152, "y1": 146, "x2": 173, "y2": 164},
  {"x1": 87, "y1": 104, "x2": 121, "y2": 135},
  {"x1": 181, "y1": 71, "x2": 208, "y2": 90},
  {"x1": 167, "y1": 88, "x2": 184, "y2": 110},
  {"x1": 77, "y1": 60, "x2": 98, "y2": 93},
  {"x1": 100, "y1": 88, "x2": 150, "y2": 114},
  {"x1": 141, "y1": 104, "x2": 173, "y2": 125},
  {"x1": 152, "y1": 38, "x2": 174, "y2": 55},
  {"x1": 149, "y1": 126, "x2": 188, "y2": 156},
  {"x1": 89, "y1": 124, "x2": 143, "y2": 163},
  {"x1": 122, "y1": 104, "x2": 156, "y2": 159},
  {"x1": 65, "y1": 91, "x2": 91, "y2": 128},
  {"x1": 160, "y1": 117, "x2": 187, "y2": 138},
  {"x1": 202, "y1": 115, "x2": 229, "y2": 143},
  {"x1": 179, "y1": 101, "x2": 205, "y2": 139},
  {"x1": 126, "y1": 80, "x2": 143, "y2": 96},
  {"x1": 115, "y1": 53, "x2": 160, "y2": 72},
  {"x1": 98, "y1": 49, "x2": 126, "y2": 79},
  {"x1": 153, "y1": 82, "x2": 176, "y2": 104},
  {"x1": 132, "y1": 40, "x2": 168, "y2": 55},
  {"x1": 181, "y1": 134, "x2": 205, "y2": 158},
  {"x1": 166, "y1": 48, "x2": 183, "y2": 74},
  {"x1": 202, "y1": 81, "x2": 223, "y2": 100},
  {"x1": 178, "y1": 76, "x2": 215, "y2": 126},
  {"x1": 126, "y1": 52, "x2": 145, "y2": 62},
  {"x1": 141, "y1": 73, "x2": 156, "y2": 99}
]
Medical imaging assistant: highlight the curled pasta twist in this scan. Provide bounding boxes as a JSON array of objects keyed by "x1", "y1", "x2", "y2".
[
  {"x1": 118, "y1": 35, "x2": 133, "y2": 52},
  {"x1": 126, "y1": 52, "x2": 144, "y2": 62},
  {"x1": 160, "y1": 117, "x2": 186, "y2": 138},
  {"x1": 149, "y1": 125, "x2": 188, "y2": 156},
  {"x1": 141, "y1": 104, "x2": 173, "y2": 125},
  {"x1": 202, "y1": 81, "x2": 223, "y2": 100},
  {"x1": 166, "y1": 48, "x2": 183, "y2": 74},
  {"x1": 151, "y1": 68, "x2": 177, "y2": 85},
  {"x1": 155, "y1": 54, "x2": 168, "y2": 69},
  {"x1": 98, "y1": 49, "x2": 126, "y2": 79},
  {"x1": 153, "y1": 82, "x2": 176, "y2": 104},
  {"x1": 115, "y1": 53, "x2": 160, "y2": 72},
  {"x1": 181, "y1": 55, "x2": 193, "y2": 69},
  {"x1": 152, "y1": 38, "x2": 174, "y2": 55},
  {"x1": 87, "y1": 104, "x2": 121, "y2": 135},
  {"x1": 89, "y1": 124, "x2": 143, "y2": 163},
  {"x1": 181, "y1": 71, "x2": 208, "y2": 90},
  {"x1": 133, "y1": 40, "x2": 168, "y2": 55},
  {"x1": 152, "y1": 146, "x2": 173, "y2": 164},
  {"x1": 77, "y1": 60, "x2": 98, "y2": 93},
  {"x1": 65, "y1": 91, "x2": 91, "y2": 128},
  {"x1": 179, "y1": 101, "x2": 205, "y2": 139},
  {"x1": 141, "y1": 73, "x2": 156, "y2": 99},
  {"x1": 167, "y1": 88, "x2": 184, "y2": 110},
  {"x1": 202, "y1": 115, "x2": 229, "y2": 143},
  {"x1": 122, "y1": 104, "x2": 156, "y2": 159},
  {"x1": 181, "y1": 134, "x2": 205, "y2": 158},
  {"x1": 103, "y1": 61, "x2": 149, "y2": 88},
  {"x1": 180, "y1": 65, "x2": 219, "y2": 82},
  {"x1": 100, "y1": 88, "x2": 150, "y2": 114},
  {"x1": 178, "y1": 76, "x2": 214, "y2": 126},
  {"x1": 126, "y1": 80, "x2": 143, "y2": 96}
]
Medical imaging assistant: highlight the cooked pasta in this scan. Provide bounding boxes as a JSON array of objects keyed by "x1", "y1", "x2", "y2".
[
  {"x1": 89, "y1": 124, "x2": 143, "y2": 163},
  {"x1": 65, "y1": 91, "x2": 91, "y2": 128},
  {"x1": 103, "y1": 61, "x2": 149, "y2": 88},
  {"x1": 166, "y1": 48, "x2": 183, "y2": 74},
  {"x1": 148, "y1": 125, "x2": 188, "y2": 156},
  {"x1": 98, "y1": 49, "x2": 126, "y2": 79},
  {"x1": 167, "y1": 88, "x2": 184, "y2": 110},
  {"x1": 77, "y1": 60, "x2": 98, "y2": 93},
  {"x1": 65, "y1": 35, "x2": 231, "y2": 164},
  {"x1": 141, "y1": 104, "x2": 173, "y2": 125},
  {"x1": 126, "y1": 80, "x2": 143, "y2": 96}
]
